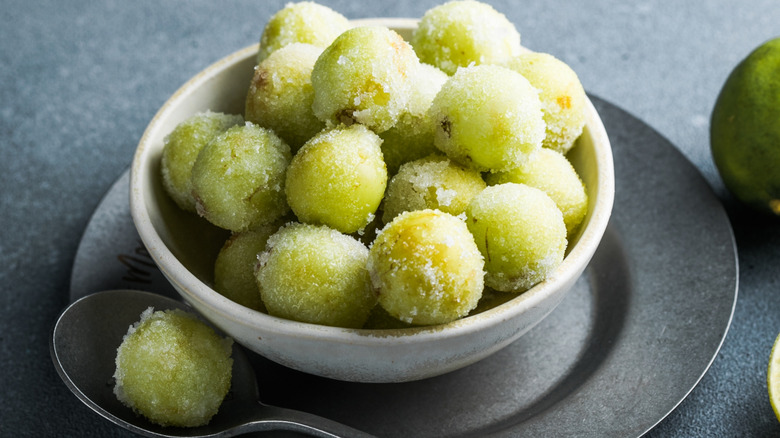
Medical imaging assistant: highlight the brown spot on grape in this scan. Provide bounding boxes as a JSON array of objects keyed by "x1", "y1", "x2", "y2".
[
  {"x1": 484, "y1": 226, "x2": 491, "y2": 262},
  {"x1": 253, "y1": 68, "x2": 270, "y2": 89},
  {"x1": 338, "y1": 109, "x2": 356, "y2": 126},
  {"x1": 440, "y1": 117, "x2": 452, "y2": 138},
  {"x1": 557, "y1": 95, "x2": 572, "y2": 109}
]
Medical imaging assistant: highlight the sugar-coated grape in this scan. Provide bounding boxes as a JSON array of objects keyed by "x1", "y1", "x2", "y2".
[
  {"x1": 430, "y1": 64, "x2": 545, "y2": 172},
  {"x1": 486, "y1": 148, "x2": 588, "y2": 237},
  {"x1": 411, "y1": 0, "x2": 521, "y2": 75},
  {"x1": 160, "y1": 111, "x2": 243, "y2": 212},
  {"x1": 257, "y1": 1, "x2": 350, "y2": 63},
  {"x1": 382, "y1": 154, "x2": 486, "y2": 223},
  {"x1": 505, "y1": 52, "x2": 586, "y2": 154},
  {"x1": 367, "y1": 209, "x2": 484, "y2": 325},
  {"x1": 255, "y1": 223, "x2": 375, "y2": 328},
  {"x1": 163, "y1": 2, "x2": 596, "y2": 329},
  {"x1": 245, "y1": 43, "x2": 325, "y2": 153},
  {"x1": 214, "y1": 225, "x2": 279, "y2": 312},
  {"x1": 311, "y1": 26, "x2": 419, "y2": 133},
  {"x1": 285, "y1": 124, "x2": 387, "y2": 234},
  {"x1": 466, "y1": 183, "x2": 567, "y2": 292},
  {"x1": 379, "y1": 63, "x2": 448, "y2": 175},
  {"x1": 191, "y1": 122, "x2": 291, "y2": 232},
  {"x1": 113, "y1": 308, "x2": 233, "y2": 427}
]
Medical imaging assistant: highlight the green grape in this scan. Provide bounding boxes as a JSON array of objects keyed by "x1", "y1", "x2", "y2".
[
  {"x1": 466, "y1": 183, "x2": 567, "y2": 292},
  {"x1": 113, "y1": 308, "x2": 233, "y2": 427},
  {"x1": 160, "y1": 111, "x2": 243, "y2": 212},
  {"x1": 257, "y1": 1, "x2": 350, "y2": 63},
  {"x1": 505, "y1": 52, "x2": 587, "y2": 153},
  {"x1": 382, "y1": 154, "x2": 486, "y2": 224},
  {"x1": 245, "y1": 43, "x2": 325, "y2": 153},
  {"x1": 191, "y1": 123, "x2": 291, "y2": 232},
  {"x1": 379, "y1": 63, "x2": 448, "y2": 175},
  {"x1": 255, "y1": 223, "x2": 375, "y2": 328},
  {"x1": 285, "y1": 124, "x2": 387, "y2": 234},
  {"x1": 430, "y1": 64, "x2": 545, "y2": 172},
  {"x1": 411, "y1": 0, "x2": 521, "y2": 75},
  {"x1": 486, "y1": 148, "x2": 588, "y2": 237},
  {"x1": 311, "y1": 25, "x2": 419, "y2": 133},
  {"x1": 214, "y1": 225, "x2": 280, "y2": 312},
  {"x1": 367, "y1": 209, "x2": 484, "y2": 325}
]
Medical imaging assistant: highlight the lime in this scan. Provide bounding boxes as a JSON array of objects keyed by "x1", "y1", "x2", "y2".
[
  {"x1": 710, "y1": 37, "x2": 780, "y2": 216},
  {"x1": 769, "y1": 332, "x2": 780, "y2": 422}
]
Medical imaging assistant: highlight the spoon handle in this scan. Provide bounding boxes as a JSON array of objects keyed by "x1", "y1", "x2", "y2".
[{"x1": 233, "y1": 403, "x2": 376, "y2": 438}]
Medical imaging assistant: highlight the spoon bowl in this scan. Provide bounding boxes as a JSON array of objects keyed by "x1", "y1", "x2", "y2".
[{"x1": 51, "y1": 289, "x2": 373, "y2": 438}]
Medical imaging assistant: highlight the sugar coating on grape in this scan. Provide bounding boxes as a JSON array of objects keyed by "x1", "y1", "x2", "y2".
[
  {"x1": 257, "y1": 1, "x2": 350, "y2": 63},
  {"x1": 191, "y1": 122, "x2": 291, "y2": 232},
  {"x1": 466, "y1": 183, "x2": 567, "y2": 292},
  {"x1": 214, "y1": 225, "x2": 279, "y2": 312},
  {"x1": 379, "y1": 63, "x2": 448, "y2": 175},
  {"x1": 285, "y1": 124, "x2": 387, "y2": 234},
  {"x1": 505, "y1": 52, "x2": 586, "y2": 154},
  {"x1": 113, "y1": 308, "x2": 233, "y2": 427},
  {"x1": 311, "y1": 26, "x2": 419, "y2": 133},
  {"x1": 160, "y1": 111, "x2": 244, "y2": 212},
  {"x1": 382, "y1": 154, "x2": 486, "y2": 224},
  {"x1": 430, "y1": 64, "x2": 545, "y2": 172},
  {"x1": 411, "y1": 0, "x2": 521, "y2": 75},
  {"x1": 367, "y1": 209, "x2": 484, "y2": 325},
  {"x1": 487, "y1": 148, "x2": 588, "y2": 237},
  {"x1": 245, "y1": 43, "x2": 325, "y2": 153},
  {"x1": 255, "y1": 223, "x2": 375, "y2": 328}
]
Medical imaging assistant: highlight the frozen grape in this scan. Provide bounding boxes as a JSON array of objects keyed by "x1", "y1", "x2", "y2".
[
  {"x1": 411, "y1": 0, "x2": 522, "y2": 75},
  {"x1": 255, "y1": 223, "x2": 375, "y2": 328},
  {"x1": 257, "y1": 1, "x2": 350, "y2": 63},
  {"x1": 430, "y1": 64, "x2": 545, "y2": 172},
  {"x1": 382, "y1": 154, "x2": 486, "y2": 224},
  {"x1": 505, "y1": 52, "x2": 586, "y2": 153},
  {"x1": 245, "y1": 43, "x2": 325, "y2": 153},
  {"x1": 285, "y1": 124, "x2": 387, "y2": 234},
  {"x1": 160, "y1": 111, "x2": 243, "y2": 212},
  {"x1": 113, "y1": 308, "x2": 233, "y2": 427},
  {"x1": 214, "y1": 225, "x2": 280, "y2": 312},
  {"x1": 367, "y1": 209, "x2": 484, "y2": 325},
  {"x1": 191, "y1": 123, "x2": 291, "y2": 232},
  {"x1": 486, "y1": 148, "x2": 588, "y2": 237},
  {"x1": 466, "y1": 183, "x2": 567, "y2": 292},
  {"x1": 379, "y1": 63, "x2": 448, "y2": 174},
  {"x1": 311, "y1": 26, "x2": 419, "y2": 133}
]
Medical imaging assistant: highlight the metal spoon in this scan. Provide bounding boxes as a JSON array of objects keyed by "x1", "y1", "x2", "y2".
[{"x1": 50, "y1": 289, "x2": 374, "y2": 438}]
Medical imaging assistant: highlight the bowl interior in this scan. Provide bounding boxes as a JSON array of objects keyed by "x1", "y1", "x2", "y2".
[{"x1": 132, "y1": 19, "x2": 613, "y2": 339}]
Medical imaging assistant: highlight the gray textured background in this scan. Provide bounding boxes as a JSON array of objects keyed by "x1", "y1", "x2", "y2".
[{"x1": 2, "y1": 0, "x2": 779, "y2": 436}]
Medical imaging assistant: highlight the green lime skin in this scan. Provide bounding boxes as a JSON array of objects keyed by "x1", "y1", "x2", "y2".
[{"x1": 710, "y1": 37, "x2": 780, "y2": 216}]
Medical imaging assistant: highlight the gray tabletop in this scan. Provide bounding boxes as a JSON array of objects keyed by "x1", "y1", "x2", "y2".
[{"x1": 2, "y1": 0, "x2": 779, "y2": 437}]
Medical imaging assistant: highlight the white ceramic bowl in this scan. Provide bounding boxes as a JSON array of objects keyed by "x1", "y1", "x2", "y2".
[{"x1": 130, "y1": 18, "x2": 614, "y2": 383}]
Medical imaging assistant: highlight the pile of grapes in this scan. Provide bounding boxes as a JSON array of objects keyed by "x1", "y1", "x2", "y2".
[{"x1": 160, "y1": 0, "x2": 589, "y2": 329}]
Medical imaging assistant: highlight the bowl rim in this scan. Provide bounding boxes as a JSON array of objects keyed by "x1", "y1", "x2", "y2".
[{"x1": 130, "y1": 17, "x2": 615, "y2": 347}]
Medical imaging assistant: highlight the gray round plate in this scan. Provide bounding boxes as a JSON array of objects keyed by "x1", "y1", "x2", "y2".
[{"x1": 70, "y1": 96, "x2": 737, "y2": 437}]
